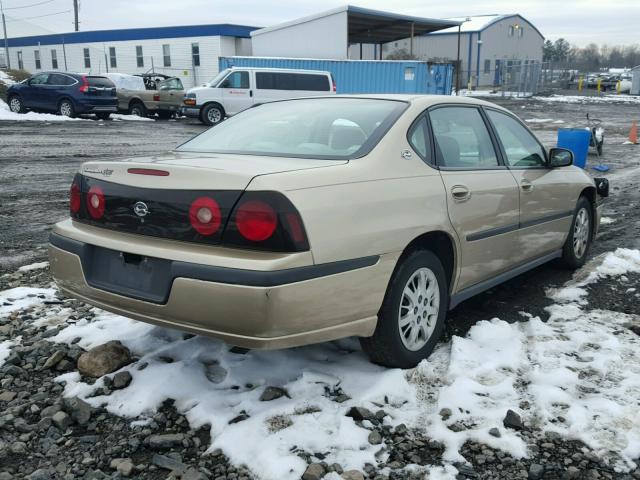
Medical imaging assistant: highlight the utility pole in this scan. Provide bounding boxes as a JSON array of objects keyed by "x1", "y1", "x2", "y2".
[
  {"x1": 0, "y1": 0, "x2": 10, "y2": 69},
  {"x1": 73, "y1": 0, "x2": 79, "y2": 31}
]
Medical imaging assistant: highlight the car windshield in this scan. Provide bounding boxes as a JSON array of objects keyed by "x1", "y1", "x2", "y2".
[
  {"x1": 207, "y1": 69, "x2": 230, "y2": 87},
  {"x1": 176, "y1": 98, "x2": 407, "y2": 159}
]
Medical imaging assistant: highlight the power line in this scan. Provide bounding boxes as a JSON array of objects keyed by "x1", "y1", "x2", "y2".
[
  {"x1": 3, "y1": 0, "x2": 57, "y2": 10},
  {"x1": 6, "y1": 9, "x2": 70, "y2": 21}
]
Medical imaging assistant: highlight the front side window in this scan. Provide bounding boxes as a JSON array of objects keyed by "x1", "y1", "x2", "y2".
[
  {"x1": 83, "y1": 48, "x2": 91, "y2": 68},
  {"x1": 428, "y1": 107, "x2": 498, "y2": 168},
  {"x1": 136, "y1": 46, "x2": 144, "y2": 68},
  {"x1": 51, "y1": 49, "x2": 58, "y2": 69},
  {"x1": 486, "y1": 109, "x2": 546, "y2": 167},
  {"x1": 177, "y1": 98, "x2": 407, "y2": 160},
  {"x1": 162, "y1": 44, "x2": 171, "y2": 67},
  {"x1": 191, "y1": 43, "x2": 200, "y2": 67},
  {"x1": 109, "y1": 47, "x2": 117, "y2": 68},
  {"x1": 220, "y1": 71, "x2": 249, "y2": 89},
  {"x1": 34, "y1": 50, "x2": 41, "y2": 69}
]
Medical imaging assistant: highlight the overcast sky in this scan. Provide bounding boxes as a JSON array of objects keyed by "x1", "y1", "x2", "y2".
[{"x1": 4, "y1": 0, "x2": 639, "y2": 46}]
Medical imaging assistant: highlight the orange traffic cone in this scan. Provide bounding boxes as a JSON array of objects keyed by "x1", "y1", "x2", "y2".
[{"x1": 629, "y1": 121, "x2": 638, "y2": 144}]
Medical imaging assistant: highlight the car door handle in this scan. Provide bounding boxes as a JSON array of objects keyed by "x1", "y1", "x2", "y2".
[
  {"x1": 249, "y1": 89, "x2": 253, "y2": 97},
  {"x1": 520, "y1": 180, "x2": 533, "y2": 192},
  {"x1": 451, "y1": 185, "x2": 471, "y2": 202}
]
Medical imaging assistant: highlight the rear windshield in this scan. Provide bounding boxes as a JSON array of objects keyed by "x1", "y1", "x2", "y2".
[
  {"x1": 86, "y1": 76, "x2": 115, "y2": 88},
  {"x1": 177, "y1": 98, "x2": 407, "y2": 160}
]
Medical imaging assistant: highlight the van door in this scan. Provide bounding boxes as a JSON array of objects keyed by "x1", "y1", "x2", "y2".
[{"x1": 218, "y1": 70, "x2": 253, "y2": 115}]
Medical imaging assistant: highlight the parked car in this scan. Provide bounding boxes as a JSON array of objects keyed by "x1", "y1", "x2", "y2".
[
  {"x1": 104, "y1": 72, "x2": 185, "y2": 119},
  {"x1": 7, "y1": 72, "x2": 117, "y2": 119},
  {"x1": 49, "y1": 95, "x2": 607, "y2": 368},
  {"x1": 182, "y1": 67, "x2": 336, "y2": 125}
]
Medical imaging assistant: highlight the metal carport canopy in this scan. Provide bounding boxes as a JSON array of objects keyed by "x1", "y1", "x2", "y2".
[{"x1": 346, "y1": 5, "x2": 461, "y2": 44}]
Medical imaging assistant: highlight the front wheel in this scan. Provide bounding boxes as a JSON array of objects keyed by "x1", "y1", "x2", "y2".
[
  {"x1": 8, "y1": 95, "x2": 25, "y2": 113},
  {"x1": 559, "y1": 196, "x2": 593, "y2": 269},
  {"x1": 360, "y1": 250, "x2": 448, "y2": 368},
  {"x1": 58, "y1": 99, "x2": 75, "y2": 118},
  {"x1": 200, "y1": 103, "x2": 224, "y2": 126}
]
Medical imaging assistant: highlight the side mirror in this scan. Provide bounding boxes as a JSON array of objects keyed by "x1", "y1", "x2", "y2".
[{"x1": 549, "y1": 147, "x2": 573, "y2": 168}]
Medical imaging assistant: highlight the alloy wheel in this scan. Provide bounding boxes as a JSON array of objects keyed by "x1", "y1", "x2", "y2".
[
  {"x1": 398, "y1": 267, "x2": 440, "y2": 351},
  {"x1": 9, "y1": 97, "x2": 21, "y2": 113},
  {"x1": 60, "y1": 101, "x2": 73, "y2": 117},
  {"x1": 573, "y1": 207, "x2": 590, "y2": 258}
]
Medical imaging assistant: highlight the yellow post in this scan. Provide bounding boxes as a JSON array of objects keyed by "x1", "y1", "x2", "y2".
[
  {"x1": 578, "y1": 76, "x2": 584, "y2": 93},
  {"x1": 597, "y1": 78, "x2": 602, "y2": 95},
  {"x1": 617, "y1": 80, "x2": 622, "y2": 94}
]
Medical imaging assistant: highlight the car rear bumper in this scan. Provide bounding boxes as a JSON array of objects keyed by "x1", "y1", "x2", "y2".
[
  {"x1": 48, "y1": 223, "x2": 394, "y2": 349},
  {"x1": 76, "y1": 101, "x2": 118, "y2": 114}
]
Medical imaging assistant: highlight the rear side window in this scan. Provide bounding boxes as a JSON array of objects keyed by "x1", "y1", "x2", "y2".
[
  {"x1": 47, "y1": 73, "x2": 75, "y2": 86},
  {"x1": 256, "y1": 72, "x2": 330, "y2": 91},
  {"x1": 86, "y1": 76, "x2": 115, "y2": 88},
  {"x1": 428, "y1": 107, "x2": 498, "y2": 168},
  {"x1": 408, "y1": 116, "x2": 431, "y2": 162}
]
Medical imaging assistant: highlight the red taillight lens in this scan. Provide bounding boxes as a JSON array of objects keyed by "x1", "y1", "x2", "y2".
[
  {"x1": 79, "y1": 76, "x2": 89, "y2": 93},
  {"x1": 235, "y1": 200, "x2": 277, "y2": 242},
  {"x1": 332, "y1": 80, "x2": 337, "y2": 92},
  {"x1": 153, "y1": 94, "x2": 160, "y2": 101},
  {"x1": 86, "y1": 185, "x2": 105, "y2": 219},
  {"x1": 70, "y1": 181, "x2": 81, "y2": 214},
  {"x1": 189, "y1": 196, "x2": 221, "y2": 236}
]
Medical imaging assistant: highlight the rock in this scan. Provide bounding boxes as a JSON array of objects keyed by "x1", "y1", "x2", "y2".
[
  {"x1": 439, "y1": 408, "x2": 452, "y2": 420},
  {"x1": 151, "y1": 453, "x2": 187, "y2": 474},
  {"x1": 302, "y1": 463, "x2": 325, "y2": 480},
  {"x1": 229, "y1": 413, "x2": 250, "y2": 424},
  {"x1": 342, "y1": 470, "x2": 365, "y2": 480},
  {"x1": 182, "y1": 468, "x2": 208, "y2": 480},
  {"x1": 204, "y1": 363, "x2": 227, "y2": 384},
  {"x1": 528, "y1": 463, "x2": 544, "y2": 480},
  {"x1": 345, "y1": 407, "x2": 375, "y2": 422},
  {"x1": 41, "y1": 350, "x2": 66, "y2": 370},
  {"x1": 110, "y1": 458, "x2": 135, "y2": 477},
  {"x1": 29, "y1": 469, "x2": 52, "y2": 480},
  {"x1": 566, "y1": 466, "x2": 581, "y2": 479},
  {"x1": 147, "y1": 433, "x2": 185, "y2": 449},
  {"x1": 52, "y1": 411, "x2": 71, "y2": 430},
  {"x1": 259, "y1": 386, "x2": 289, "y2": 401},
  {"x1": 489, "y1": 427, "x2": 501, "y2": 438},
  {"x1": 63, "y1": 397, "x2": 92, "y2": 426},
  {"x1": 0, "y1": 391, "x2": 17, "y2": 402},
  {"x1": 112, "y1": 371, "x2": 132, "y2": 389},
  {"x1": 77, "y1": 341, "x2": 131, "y2": 378},
  {"x1": 503, "y1": 409, "x2": 523, "y2": 430},
  {"x1": 40, "y1": 405, "x2": 61, "y2": 418},
  {"x1": 368, "y1": 431, "x2": 383, "y2": 445}
]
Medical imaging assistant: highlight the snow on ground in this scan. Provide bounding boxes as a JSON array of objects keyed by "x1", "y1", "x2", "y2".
[
  {"x1": 0, "y1": 99, "x2": 154, "y2": 122},
  {"x1": 0, "y1": 339, "x2": 15, "y2": 367},
  {"x1": 17, "y1": 261, "x2": 49, "y2": 272},
  {"x1": 536, "y1": 94, "x2": 640, "y2": 105},
  {"x1": 0, "y1": 70, "x2": 16, "y2": 85},
  {"x1": 0, "y1": 286, "x2": 57, "y2": 317},
  {"x1": 601, "y1": 217, "x2": 616, "y2": 225},
  {"x1": 525, "y1": 118, "x2": 555, "y2": 123},
  {"x1": 2, "y1": 248, "x2": 640, "y2": 478},
  {"x1": 110, "y1": 113, "x2": 155, "y2": 122}
]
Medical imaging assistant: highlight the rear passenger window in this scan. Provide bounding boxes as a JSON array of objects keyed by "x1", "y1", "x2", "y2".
[
  {"x1": 255, "y1": 72, "x2": 329, "y2": 91},
  {"x1": 220, "y1": 71, "x2": 249, "y2": 89},
  {"x1": 428, "y1": 107, "x2": 498, "y2": 168},
  {"x1": 486, "y1": 110, "x2": 546, "y2": 167},
  {"x1": 87, "y1": 76, "x2": 115, "y2": 88},
  {"x1": 408, "y1": 116, "x2": 431, "y2": 161},
  {"x1": 47, "y1": 73, "x2": 67, "y2": 85}
]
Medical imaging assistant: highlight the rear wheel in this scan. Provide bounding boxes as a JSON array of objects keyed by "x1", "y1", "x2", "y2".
[
  {"x1": 58, "y1": 99, "x2": 75, "y2": 118},
  {"x1": 200, "y1": 103, "x2": 224, "y2": 126},
  {"x1": 129, "y1": 102, "x2": 147, "y2": 117},
  {"x1": 360, "y1": 250, "x2": 448, "y2": 368},
  {"x1": 8, "y1": 95, "x2": 25, "y2": 113},
  {"x1": 560, "y1": 196, "x2": 593, "y2": 269}
]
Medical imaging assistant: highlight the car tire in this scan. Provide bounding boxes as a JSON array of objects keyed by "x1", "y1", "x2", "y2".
[
  {"x1": 559, "y1": 196, "x2": 593, "y2": 269},
  {"x1": 58, "y1": 99, "x2": 75, "y2": 118},
  {"x1": 96, "y1": 113, "x2": 111, "y2": 120},
  {"x1": 129, "y1": 102, "x2": 147, "y2": 117},
  {"x1": 200, "y1": 103, "x2": 224, "y2": 126},
  {"x1": 8, "y1": 95, "x2": 25, "y2": 113},
  {"x1": 360, "y1": 250, "x2": 448, "y2": 369}
]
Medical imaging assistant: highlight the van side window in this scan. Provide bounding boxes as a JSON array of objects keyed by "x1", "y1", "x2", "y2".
[
  {"x1": 256, "y1": 72, "x2": 329, "y2": 91},
  {"x1": 220, "y1": 71, "x2": 249, "y2": 89}
]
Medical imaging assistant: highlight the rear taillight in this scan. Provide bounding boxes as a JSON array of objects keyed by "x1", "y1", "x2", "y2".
[
  {"x1": 235, "y1": 200, "x2": 277, "y2": 242},
  {"x1": 127, "y1": 168, "x2": 170, "y2": 176},
  {"x1": 153, "y1": 94, "x2": 160, "y2": 101},
  {"x1": 332, "y1": 79, "x2": 337, "y2": 92},
  {"x1": 79, "y1": 76, "x2": 89, "y2": 93},
  {"x1": 86, "y1": 185, "x2": 105, "y2": 219},
  {"x1": 70, "y1": 181, "x2": 81, "y2": 214},
  {"x1": 223, "y1": 192, "x2": 309, "y2": 252},
  {"x1": 189, "y1": 196, "x2": 221, "y2": 236}
]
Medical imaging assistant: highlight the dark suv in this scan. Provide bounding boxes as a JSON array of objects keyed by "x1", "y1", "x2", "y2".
[{"x1": 7, "y1": 72, "x2": 118, "y2": 119}]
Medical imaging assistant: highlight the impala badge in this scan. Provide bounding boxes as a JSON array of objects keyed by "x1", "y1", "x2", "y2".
[{"x1": 133, "y1": 201, "x2": 150, "y2": 217}]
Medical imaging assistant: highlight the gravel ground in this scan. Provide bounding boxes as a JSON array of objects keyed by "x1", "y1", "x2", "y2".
[{"x1": 1, "y1": 98, "x2": 640, "y2": 479}]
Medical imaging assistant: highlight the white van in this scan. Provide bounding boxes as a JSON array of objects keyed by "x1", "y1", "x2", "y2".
[{"x1": 181, "y1": 67, "x2": 336, "y2": 125}]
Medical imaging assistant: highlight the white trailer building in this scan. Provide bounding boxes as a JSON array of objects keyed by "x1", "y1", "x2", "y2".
[
  {"x1": 4, "y1": 24, "x2": 256, "y2": 88},
  {"x1": 383, "y1": 14, "x2": 544, "y2": 88}
]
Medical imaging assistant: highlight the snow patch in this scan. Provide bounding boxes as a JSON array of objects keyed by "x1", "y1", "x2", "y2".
[
  {"x1": 18, "y1": 261, "x2": 49, "y2": 272},
  {"x1": 0, "y1": 287, "x2": 57, "y2": 316},
  {"x1": 600, "y1": 217, "x2": 616, "y2": 225},
  {"x1": 0, "y1": 340, "x2": 15, "y2": 367}
]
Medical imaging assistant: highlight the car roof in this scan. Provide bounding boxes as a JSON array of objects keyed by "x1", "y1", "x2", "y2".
[
  {"x1": 227, "y1": 66, "x2": 331, "y2": 75},
  {"x1": 316, "y1": 93, "x2": 508, "y2": 110}
]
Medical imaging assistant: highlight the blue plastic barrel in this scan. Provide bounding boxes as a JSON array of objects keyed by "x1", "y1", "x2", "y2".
[{"x1": 557, "y1": 128, "x2": 591, "y2": 169}]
